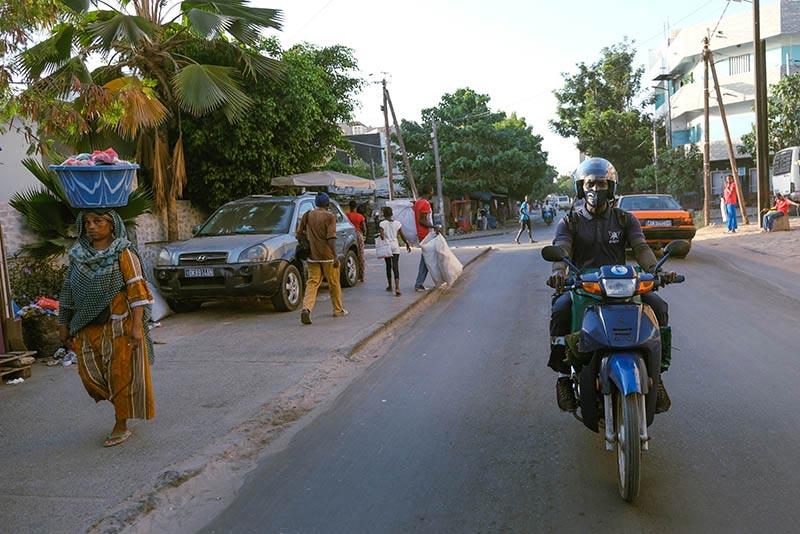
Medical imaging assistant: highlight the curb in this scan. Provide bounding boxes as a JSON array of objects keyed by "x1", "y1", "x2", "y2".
[
  {"x1": 347, "y1": 246, "x2": 493, "y2": 357},
  {"x1": 446, "y1": 230, "x2": 512, "y2": 242}
]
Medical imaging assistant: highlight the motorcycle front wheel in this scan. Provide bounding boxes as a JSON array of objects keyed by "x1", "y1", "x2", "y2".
[{"x1": 614, "y1": 391, "x2": 642, "y2": 502}]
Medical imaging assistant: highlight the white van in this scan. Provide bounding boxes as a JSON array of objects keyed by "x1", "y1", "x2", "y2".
[
  {"x1": 556, "y1": 195, "x2": 571, "y2": 210},
  {"x1": 771, "y1": 146, "x2": 800, "y2": 200}
]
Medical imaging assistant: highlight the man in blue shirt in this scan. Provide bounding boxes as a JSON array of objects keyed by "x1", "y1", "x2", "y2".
[{"x1": 515, "y1": 195, "x2": 534, "y2": 244}]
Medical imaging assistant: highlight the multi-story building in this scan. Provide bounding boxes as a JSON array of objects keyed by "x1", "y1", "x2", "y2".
[{"x1": 648, "y1": 0, "x2": 800, "y2": 197}]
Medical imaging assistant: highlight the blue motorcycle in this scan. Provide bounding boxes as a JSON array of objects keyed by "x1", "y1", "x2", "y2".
[
  {"x1": 541, "y1": 207, "x2": 554, "y2": 225},
  {"x1": 541, "y1": 240, "x2": 688, "y2": 502}
]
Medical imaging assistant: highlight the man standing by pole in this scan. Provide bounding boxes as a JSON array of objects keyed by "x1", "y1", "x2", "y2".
[
  {"x1": 414, "y1": 185, "x2": 436, "y2": 292},
  {"x1": 431, "y1": 119, "x2": 447, "y2": 235}
]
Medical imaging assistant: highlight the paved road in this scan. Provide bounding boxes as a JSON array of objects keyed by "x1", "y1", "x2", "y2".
[{"x1": 203, "y1": 225, "x2": 800, "y2": 533}]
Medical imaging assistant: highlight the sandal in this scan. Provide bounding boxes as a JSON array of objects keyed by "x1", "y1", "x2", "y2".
[
  {"x1": 103, "y1": 430, "x2": 132, "y2": 447},
  {"x1": 395, "y1": 290, "x2": 402, "y2": 297}
]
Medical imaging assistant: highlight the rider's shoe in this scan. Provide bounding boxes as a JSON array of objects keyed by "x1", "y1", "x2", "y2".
[
  {"x1": 556, "y1": 377, "x2": 578, "y2": 412},
  {"x1": 656, "y1": 380, "x2": 671, "y2": 413}
]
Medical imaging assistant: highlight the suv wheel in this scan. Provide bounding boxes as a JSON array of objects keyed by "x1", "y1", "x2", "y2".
[
  {"x1": 340, "y1": 249, "x2": 359, "y2": 288},
  {"x1": 168, "y1": 300, "x2": 201, "y2": 313},
  {"x1": 272, "y1": 263, "x2": 303, "y2": 312}
]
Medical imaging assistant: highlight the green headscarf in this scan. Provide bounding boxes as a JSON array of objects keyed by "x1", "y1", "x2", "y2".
[{"x1": 59, "y1": 210, "x2": 154, "y2": 361}]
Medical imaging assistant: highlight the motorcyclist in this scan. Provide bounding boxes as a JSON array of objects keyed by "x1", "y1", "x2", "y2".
[{"x1": 547, "y1": 157, "x2": 676, "y2": 413}]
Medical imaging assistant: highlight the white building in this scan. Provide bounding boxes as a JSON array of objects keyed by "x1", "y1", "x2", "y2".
[{"x1": 648, "y1": 0, "x2": 800, "y2": 195}]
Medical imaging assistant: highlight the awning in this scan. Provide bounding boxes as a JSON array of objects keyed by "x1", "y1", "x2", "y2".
[{"x1": 270, "y1": 170, "x2": 375, "y2": 190}]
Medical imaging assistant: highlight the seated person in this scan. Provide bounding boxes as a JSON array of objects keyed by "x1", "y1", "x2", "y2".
[{"x1": 761, "y1": 193, "x2": 799, "y2": 232}]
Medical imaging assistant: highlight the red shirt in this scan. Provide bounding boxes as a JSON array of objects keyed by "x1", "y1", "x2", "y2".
[
  {"x1": 723, "y1": 182, "x2": 738, "y2": 205},
  {"x1": 347, "y1": 211, "x2": 365, "y2": 233},
  {"x1": 414, "y1": 198, "x2": 432, "y2": 240},
  {"x1": 776, "y1": 198, "x2": 791, "y2": 215}
]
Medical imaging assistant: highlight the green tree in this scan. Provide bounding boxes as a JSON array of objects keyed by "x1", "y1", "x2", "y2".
[
  {"x1": 551, "y1": 40, "x2": 653, "y2": 192},
  {"x1": 634, "y1": 145, "x2": 702, "y2": 198},
  {"x1": 400, "y1": 88, "x2": 550, "y2": 198},
  {"x1": 180, "y1": 40, "x2": 362, "y2": 210},
  {"x1": 740, "y1": 71, "x2": 800, "y2": 157},
  {"x1": 6, "y1": 0, "x2": 283, "y2": 239}
]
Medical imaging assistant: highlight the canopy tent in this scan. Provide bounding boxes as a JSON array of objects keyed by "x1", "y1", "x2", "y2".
[{"x1": 271, "y1": 171, "x2": 375, "y2": 190}]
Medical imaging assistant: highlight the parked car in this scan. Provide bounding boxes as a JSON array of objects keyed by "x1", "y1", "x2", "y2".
[
  {"x1": 556, "y1": 195, "x2": 571, "y2": 210},
  {"x1": 616, "y1": 194, "x2": 696, "y2": 257},
  {"x1": 153, "y1": 194, "x2": 361, "y2": 312}
]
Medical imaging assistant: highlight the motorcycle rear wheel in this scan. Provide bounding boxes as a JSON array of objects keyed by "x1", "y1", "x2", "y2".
[{"x1": 614, "y1": 391, "x2": 642, "y2": 502}]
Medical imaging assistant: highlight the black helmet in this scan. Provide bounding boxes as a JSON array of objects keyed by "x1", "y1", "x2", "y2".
[{"x1": 573, "y1": 157, "x2": 618, "y2": 200}]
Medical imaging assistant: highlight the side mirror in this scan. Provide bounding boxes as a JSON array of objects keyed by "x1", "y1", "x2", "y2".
[
  {"x1": 191, "y1": 224, "x2": 201, "y2": 236},
  {"x1": 664, "y1": 240, "x2": 690, "y2": 258},
  {"x1": 541, "y1": 245, "x2": 566, "y2": 262}
]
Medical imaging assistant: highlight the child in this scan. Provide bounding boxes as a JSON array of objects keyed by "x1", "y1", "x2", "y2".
[{"x1": 379, "y1": 206, "x2": 411, "y2": 296}]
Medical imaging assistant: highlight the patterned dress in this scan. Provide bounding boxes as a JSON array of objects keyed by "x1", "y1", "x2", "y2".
[{"x1": 74, "y1": 249, "x2": 155, "y2": 420}]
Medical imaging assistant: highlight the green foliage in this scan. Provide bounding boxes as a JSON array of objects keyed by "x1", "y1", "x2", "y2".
[
  {"x1": 399, "y1": 88, "x2": 550, "y2": 199},
  {"x1": 323, "y1": 157, "x2": 373, "y2": 179},
  {"x1": 181, "y1": 40, "x2": 362, "y2": 210},
  {"x1": 7, "y1": 255, "x2": 68, "y2": 303},
  {"x1": 551, "y1": 40, "x2": 654, "y2": 190},
  {"x1": 9, "y1": 158, "x2": 152, "y2": 258},
  {"x1": 740, "y1": 71, "x2": 800, "y2": 157},
  {"x1": 634, "y1": 145, "x2": 703, "y2": 198}
]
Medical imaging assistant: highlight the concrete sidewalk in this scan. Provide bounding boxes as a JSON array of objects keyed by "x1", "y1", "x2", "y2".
[{"x1": 0, "y1": 246, "x2": 489, "y2": 534}]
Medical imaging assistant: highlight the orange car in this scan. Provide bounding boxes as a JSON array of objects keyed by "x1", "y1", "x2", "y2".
[{"x1": 616, "y1": 194, "x2": 696, "y2": 257}]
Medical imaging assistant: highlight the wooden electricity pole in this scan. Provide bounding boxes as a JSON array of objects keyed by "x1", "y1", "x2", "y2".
[
  {"x1": 702, "y1": 37, "x2": 711, "y2": 226},
  {"x1": 381, "y1": 78, "x2": 395, "y2": 201},
  {"x1": 708, "y1": 49, "x2": 750, "y2": 224},
  {"x1": 384, "y1": 88, "x2": 419, "y2": 199}
]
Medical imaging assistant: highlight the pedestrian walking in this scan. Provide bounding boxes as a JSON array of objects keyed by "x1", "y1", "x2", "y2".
[
  {"x1": 761, "y1": 192, "x2": 800, "y2": 232},
  {"x1": 58, "y1": 210, "x2": 155, "y2": 447},
  {"x1": 723, "y1": 174, "x2": 738, "y2": 233},
  {"x1": 379, "y1": 206, "x2": 412, "y2": 296},
  {"x1": 515, "y1": 195, "x2": 535, "y2": 244},
  {"x1": 414, "y1": 186, "x2": 437, "y2": 291},
  {"x1": 347, "y1": 200, "x2": 366, "y2": 282},
  {"x1": 296, "y1": 193, "x2": 347, "y2": 324}
]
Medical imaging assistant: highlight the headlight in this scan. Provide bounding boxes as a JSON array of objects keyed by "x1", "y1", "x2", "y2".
[
  {"x1": 238, "y1": 244, "x2": 270, "y2": 263},
  {"x1": 601, "y1": 279, "x2": 637, "y2": 298},
  {"x1": 156, "y1": 248, "x2": 172, "y2": 266}
]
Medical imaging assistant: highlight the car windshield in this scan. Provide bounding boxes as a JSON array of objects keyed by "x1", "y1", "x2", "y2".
[
  {"x1": 197, "y1": 201, "x2": 294, "y2": 236},
  {"x1": 618, "y1": 196, "x2": 682, "y2": 211}
]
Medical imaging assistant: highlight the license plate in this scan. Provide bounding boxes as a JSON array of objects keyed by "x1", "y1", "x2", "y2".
[
  {"x1": 646, "y1": 220, "x2": 672, "y2": 227},
  {"x1": 184, "y1": 267, "x2": 214, "y2": 278}
]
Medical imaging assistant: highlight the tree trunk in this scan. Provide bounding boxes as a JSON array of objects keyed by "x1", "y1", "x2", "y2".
[{"x1": 167, "y1": 195, "x2": 179, "y2": 241}]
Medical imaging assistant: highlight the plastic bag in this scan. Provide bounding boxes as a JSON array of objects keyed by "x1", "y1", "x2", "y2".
[
  {"x1": 387, "y1": 199, "x2": 419, "y2": 246},
  {"x1": 435, "y1": 235, "x2": 463, "y2": 285},
  {"x1": 420, "y1": 233, "x2": 443, "y2": 285},
  {"x1": 374, "y1": 237, "x2": 393, "y2": 259}
]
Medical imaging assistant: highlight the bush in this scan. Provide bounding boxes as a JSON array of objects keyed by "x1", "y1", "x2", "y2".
[{"x1": 8, "y1": 255, "x2": 68, "y2": 305}]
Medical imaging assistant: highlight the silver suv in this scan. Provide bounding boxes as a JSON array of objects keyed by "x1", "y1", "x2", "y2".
[{"x1": 153, "y1": 194, "x2": 361, "y2": 312}]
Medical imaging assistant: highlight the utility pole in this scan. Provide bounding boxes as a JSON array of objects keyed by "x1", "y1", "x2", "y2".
[
  {"x1": 384, "y1": 88, "x2": 419, "y2": 199},
  {"x1": 381, "y1": 78, "x2": 395, "y2": 201},
  {"x1": 753, "y1": 0, "x2": 770, "y2": 225},
  {"x1": 652, "y1": 123, "x2": 659, "y2": 194},
  {"x1": 702, "y1": 37, "x2": 711, "y2": 226},
  {"x1": 709, "y1": 48, "x2": 750, "y2": 224},
  {"x1": 430, "y1": 119, "x2": 446, "y2": 234}
]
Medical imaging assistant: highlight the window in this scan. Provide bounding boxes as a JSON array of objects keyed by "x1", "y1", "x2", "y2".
[
  {"x1": 296, "y1": 200, "x2": 314, "y2": 222},
  {"x1": 729, "y1": 54, "x2": 751, "y2": 75},
  {"x1": 197, "y1": 201, "x2": 293, "y2": 236},
  {"x1": 332, "y1": 204, "x2": 345, "y2": 223}
]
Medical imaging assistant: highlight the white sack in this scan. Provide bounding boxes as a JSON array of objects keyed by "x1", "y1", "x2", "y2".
[
  {"x1": 149, "y1": 281, "x2": 173, "y2": 321},
  {"x1": 420, "y1": 232, "x2": 443, "y2": 285},
  {"x1": 387, "y1": 199, "x2": 419, "y2": 246},
  {"x1": 434, "y1": 235, "x2": 463, "y2": 285},
  {"x1": 720, "y1": 196, "x2": 727, "y2": 223}
]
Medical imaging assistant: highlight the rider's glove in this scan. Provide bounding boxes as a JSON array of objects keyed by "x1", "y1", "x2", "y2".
[
  {"x1": 661, "y1": 271, "x2": 678, "y2": 284},
  {"x1": 547, "y1": 270, "x2": 567, "y2": 291}
]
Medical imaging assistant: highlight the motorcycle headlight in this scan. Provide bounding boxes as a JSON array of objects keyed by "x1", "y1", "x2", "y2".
[
  {"x1": 238, "y1": 244, "x2": 270, "y2": 263},
  {"x1": 156, "y1": 248, "x2": 173, "y2": 266},
  {"x1": 601, "y1": 279, "x2": 637, "y2": 298}
]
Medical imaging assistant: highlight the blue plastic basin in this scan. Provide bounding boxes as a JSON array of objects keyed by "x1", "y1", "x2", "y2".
[{"x1": 49, "y1": 163, "x2": 139, "y2": 208}]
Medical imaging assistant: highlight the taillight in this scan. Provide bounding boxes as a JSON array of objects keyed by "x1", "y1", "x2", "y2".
[
  {"x1": 581, "y1": 281, "x2": 603, "y2": 295},
  {"x1": 636, "y1": 280, "x2": 655, "y2": 294},
  {"x1": 677, "y1": 216, "x2": 693, "y2": 226}
]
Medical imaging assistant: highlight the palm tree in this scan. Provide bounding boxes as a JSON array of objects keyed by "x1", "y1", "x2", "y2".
[{"x1": 12, "y1": 0, "x2": 282, "y2": 239}]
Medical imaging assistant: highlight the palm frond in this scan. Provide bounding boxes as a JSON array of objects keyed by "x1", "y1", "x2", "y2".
[
  {"x1": 181, "y1": 1, "x2": 282, "y2": 33},
  {"x1": 9, "y1": 187, "x2": 75, "y2": 236},
  {"x1": 172, "y1": 64, "x2": 251, "y2": 121},
  {"x1": 226, "y1": 19, "x2": 260, "y2": 47},
  {"x1": 185, "y1": 8, "x2": 233, "y2": 37},
  {"x1": 89, "y1": 13, "x2": 155, "y2": 51},
  {"x1": 15, "y1": 24, "x2": 75, "y2": 80},
  {"x1": 117, "y1": 185, "x2": 153, "y2": 221},
  {"x1": 104, "y1": 76, "x2": 168, "y2": 139},
  {"x1": 171, "y1": 133, "x2": 187, "y2": 198},
  {"x1": 60, "y1": 0, "x2": 90, "y2": 13},
  {"x1": 21, "y1": 158, "x2": 69, "y2": 201},
  {"x1": 235, "y1": 46, "x2": 284, "y2": 80}
]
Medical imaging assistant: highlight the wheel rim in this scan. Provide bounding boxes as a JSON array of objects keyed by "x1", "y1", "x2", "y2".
[
  {"x1": 616, "y1": 393, "x2": 627, "y2": 486},
  {"x1": 286, "y1": 271, "x2": 300, "y2": 305},
  {"x1": 347, "y1": 254, "x2": 357, "y2": 283}
]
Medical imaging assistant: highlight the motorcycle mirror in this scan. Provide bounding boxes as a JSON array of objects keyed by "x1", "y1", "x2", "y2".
[
  {"x1": 664, "y1": 240, "x2": 690, "y2": 257},
  {"x1": 541, "y1": 245, "x2": 566, "y2": 262}
]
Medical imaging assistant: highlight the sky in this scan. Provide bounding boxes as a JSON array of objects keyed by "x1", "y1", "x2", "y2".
[{"x1": 263, "y1": 0, "x2": 761, "y2": 175}]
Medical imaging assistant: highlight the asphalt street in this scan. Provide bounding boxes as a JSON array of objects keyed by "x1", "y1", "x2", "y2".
[{"x1": 202, "y1": 224, "x2": 800, "y2": 534}]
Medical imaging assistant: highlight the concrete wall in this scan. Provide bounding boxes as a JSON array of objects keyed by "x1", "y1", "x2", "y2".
[{"x1": 0, "y1": 125, "x2": 40, "y2": 203}]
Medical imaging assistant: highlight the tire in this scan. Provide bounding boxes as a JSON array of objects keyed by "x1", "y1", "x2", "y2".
[
  {"x1": 271, "y1": 263, "x2": 303, "y2": 312},
  {"x1": 671, "y1": 240, "x2": 691, "y2": 258},
  {"x1": 168, "y1": 300, "x2": 201, "y2": 313},
  {"x1": 614, "y1": 391, "x2": 642, "y2": 502},
  {"x1": 340, "y1": 249, "x2": 359, "y2": 288}
]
